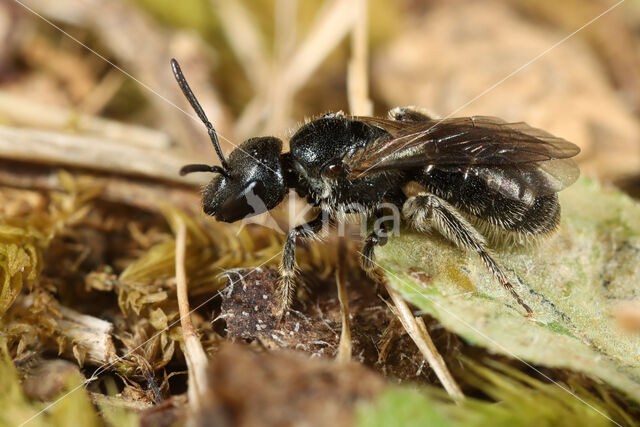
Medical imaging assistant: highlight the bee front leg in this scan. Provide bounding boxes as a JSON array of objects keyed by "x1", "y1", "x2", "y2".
[
  {"x1": 279, "y1": 211, "x2": 329, "y2": 314},
  {"x1": 403, "y1": 193, "x2": 533, "y2": 316}
]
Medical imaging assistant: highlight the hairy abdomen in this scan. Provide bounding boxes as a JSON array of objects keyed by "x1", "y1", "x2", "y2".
[{"x1": 410, "y1": 167, "x2": 561, "y2": 243}]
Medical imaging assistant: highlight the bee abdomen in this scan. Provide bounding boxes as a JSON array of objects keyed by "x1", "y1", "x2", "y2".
[
  {"x1": 413, "y1": 167, "x2": 562, "y2": 243},
  {"x1": 474, "y1": 194, "x2": 560, "y2": 240}
]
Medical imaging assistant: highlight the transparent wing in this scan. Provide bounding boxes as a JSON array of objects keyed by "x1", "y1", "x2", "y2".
[
  {"x1": 346, "y1": 116, "x2": 580, "y2": 174},
  {"x1": 471, "y1": 158, "x2": 579, "y2": 199}
]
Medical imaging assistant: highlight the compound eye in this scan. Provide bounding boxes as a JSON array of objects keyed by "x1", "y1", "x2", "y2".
[
  {"x1": 218, "y1": 180, "x2": 268, "y2": 222},
  {"x1": 322, "y1": 162, "x2": 344, "y2": 179}
]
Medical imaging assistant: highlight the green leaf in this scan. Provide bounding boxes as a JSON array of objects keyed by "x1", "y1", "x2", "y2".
[
  {"x1": 358, "y1": 388, "x2": 449, "y2": 427},
  {"x1": 358, "y1": 362, "x2": 624, "y2": 427},
  {"x1": 378, "y1": 177, "x2": 640, "y2": 401}
]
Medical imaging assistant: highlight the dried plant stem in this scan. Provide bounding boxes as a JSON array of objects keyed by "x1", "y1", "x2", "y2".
[
  {"x1": 235, "y1": 0, "x2": 356, "y2": 137},
  {"x1": 26, "y1": 0, "x2": 225, "y2": 153},
  {"x1": 0, "y1": 92, "x2": 170, "y2": 149},
  {"x1": 175, "y1": 220, "x2": 209, "y2": 411},
  {"x1": 385, "y1": 282, "x2": 464, "y2": 399},
  {"x1": 57, "y1": 306, "x2": 118, "y2": 367},
  {"x1": 214, "y1": 0, "x2": 269, "y2": 92},
  {"x1": 347, "y1": 0, "x2": 373, "y2": 116},
  {"x1": 0, "y1": 125, "x2": 206, "y2": 185},
  {"x1": 90, "y1": 393, "x2": 153, "y2": 411},
  {"x1": 11, "y1": 296, "x2": 118, "y2": 367},
  {"x1": 335, "y1": 243, "x2": 352, "y2": 364},
  {"x1": 0, "y1": 160, "x2": 200, "y2": 214}
]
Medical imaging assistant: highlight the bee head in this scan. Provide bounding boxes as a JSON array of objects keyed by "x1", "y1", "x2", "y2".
[
  {"x1": 172, "y1": 58, "x2": 287, "y2": 223},
  {"x1": 181, "y1": 137, "x2": 286, "y2": 223}
]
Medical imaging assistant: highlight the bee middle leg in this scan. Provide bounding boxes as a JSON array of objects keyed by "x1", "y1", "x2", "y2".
[
  {"x1": 360, "y1": 213, "x2": 389, "y2": 276},
  {"x1": 361, "y1": 193, "x2": 405, "y2": 277},
  {"x1": 279, "y1": 210, "x2": 329, "y2": 313},
  {"x1": 402, "y1": 193, "x2": 533, "y2": 315}
]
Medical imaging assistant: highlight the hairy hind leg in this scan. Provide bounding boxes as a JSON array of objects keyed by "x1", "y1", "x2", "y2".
[{"x1": 403, "y1": 193, "x2": 533, "y2": 316}]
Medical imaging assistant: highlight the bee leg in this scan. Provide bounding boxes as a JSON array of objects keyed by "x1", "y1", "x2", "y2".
[
  {"x1": 362, "y1": 193, "x2": 405, "y2": 278},
  {"x1": 403, "y1": 193, "x2": 533, "y2": 316},
  {"x1": 279, "y1": 211, "x2": 329, "y2": 314},
  {"x1": 361, "y1": 215, "x2": 389, "y2": 276},
  {"x1": 388, "y1": 106, "x2": 434, "y2": 122}
]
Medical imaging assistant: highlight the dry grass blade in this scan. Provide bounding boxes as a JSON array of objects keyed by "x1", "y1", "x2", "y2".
[
  {"x1": 262, "y1": 0, "x2": 299, "y2": 134},
  {"x1": 347, "y1": 0, "x2": 373, "y2": 116},
  {"x1": 24, "y1": 0, "x2": 225, "y2": 153},
  {"x1": 175, "y1": 219, "x2": 209, "y2": 412},
  {"x1": 235, "y1": 0, "x2": 356, "y2": 137},
  {"x1": 335, "y1": 242, "x2": 352, "y2": 364},
  {"x1": 214, "y1": 0, "x2": 269, "y2": 92},
  {"x1": 283, "y1": 0, "x2": 355, "y2": 93},
  {"x1": 0, "y1": 125, "x2": 206, "y2": 185},
  {"x1": 385, "y1": 281, "x2": 464, "y2": 399},
  {"x1": 0, "y1": 92, "x2": 170, "y2": 150}
]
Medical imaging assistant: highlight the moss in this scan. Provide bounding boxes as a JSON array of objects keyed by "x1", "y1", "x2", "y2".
[
  {"x1": 358, "y1": 361, "x2": 632, "y2": 427},
  {"x1": 0, "y1": 340, "x2": 103, "y2": 427}
]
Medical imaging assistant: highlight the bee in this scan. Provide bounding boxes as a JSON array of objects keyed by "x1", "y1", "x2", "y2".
[{"x1": 172, "y1": 59, "x2": 580, "y2": 316}]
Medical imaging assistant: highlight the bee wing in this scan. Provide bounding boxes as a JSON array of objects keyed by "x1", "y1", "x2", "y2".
[
  {"x1": 470, "y1": 158, "x2": 580, "y2": 199},
  {"x1": 346, "y1": 116, "x2": 580, "y2": 197},
  {"x1": 346, "y1": 116, "x2": 580, "y2": 172}
]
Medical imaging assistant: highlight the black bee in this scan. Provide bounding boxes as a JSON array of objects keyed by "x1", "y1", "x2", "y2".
[{"x1": 172, "y1": 59, "x2": 580, "y2": 316}]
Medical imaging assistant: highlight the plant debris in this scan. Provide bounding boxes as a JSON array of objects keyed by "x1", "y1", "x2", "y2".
[
  {"x1": 219, "y1": 265, "x2": 465, "y2": 385},
  {"x1": 195, "y1": 343, "x2": 384, "y2": 427},
  {"x1": 2, "y1": 0, "x2": 640, "y2": 425}
]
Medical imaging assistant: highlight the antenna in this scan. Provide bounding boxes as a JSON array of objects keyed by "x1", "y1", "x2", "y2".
[
  {"x1": 171, "y1": 58, "x2": 229, "y2": 170},
  {"x1": 179, "y1": 164, "x2": 229, "y2": 177}
]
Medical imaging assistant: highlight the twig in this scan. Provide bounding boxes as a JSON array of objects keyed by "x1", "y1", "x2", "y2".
[
  {"x1": 385, "y1": 282, "x2": 464, "y2": 399},
  {"x1": 25, "y1": 0, "x2": 227, "y2": 153},
  {"x1": 335, "y1": 242, "x2": 352, "y2": 363},
  {"x1": 235, "y1": 0, "x2": 356, "y2": 137},
  {"x1": 347, "y1": 0, "x2": 373, "y2": 116},
  {"x1": 0, "y1": 125, "x2": 207, "y2": 185},
  {"x1": 175, "y1": 219, "x2": 209, "y2": 411},
  {"x1": 0, "y1": 92, "x2": 170, "y2": 149},
  {"x1": 214, "y1": 0, "x2": 269, "y2": 93},
  {"x1": 0, "y1": 160, "x2": 200, "y2": 214},
  {"x1": 10, "y1": 296, "x2": 118, "y2": 367}
]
